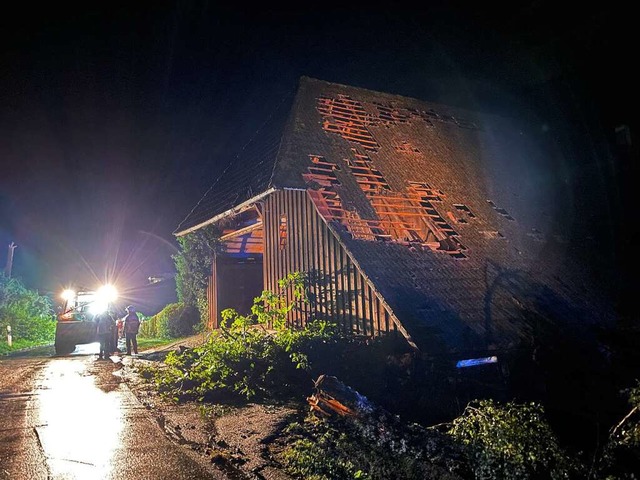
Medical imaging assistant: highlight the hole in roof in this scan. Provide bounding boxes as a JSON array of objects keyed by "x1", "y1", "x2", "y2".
[{"x1": 453, "y1": 204, "x2": 476, "y2": 218}]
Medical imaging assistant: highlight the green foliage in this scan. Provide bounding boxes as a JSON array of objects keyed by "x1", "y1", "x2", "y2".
[
  {"x1": 278, "y1": 411, "x2": 468, "y2": 480},
  {"x1": 617, "y1": 381, "x2": 640, "y2": 448},
  {"x1": 138, "y1": 307, "x2": 165, "y2": 338},
  {"x1": 280, "y1": 420, "x2": 368, "y2": 480},
  {"x1": 0, "y1": 337, "x2": 49, "y2": 355},
  {"x1": 0, "y1": 273, "x2": 55, "y2": 344},
  {"x1": 596, "y1": 380, "x2": 640, "y2": 479},
  {"x1": 140, "y1": 302, "x2": 199, "y2": 339},
  {"x1": 251, "y1": 271, "x2": 308, "y2": 330},
  {"x1": 147, "y1": 316, "x2": 340, "y2": 402},
  {"x1": 172, "y1": 225, "x2": 221, "y2": 324},
  {"x1": 447, "y1": 399, "x2": 579, "y2": 480},
  {"x1": 139, "y1": 273, "x2": 344, "y2": 402}
]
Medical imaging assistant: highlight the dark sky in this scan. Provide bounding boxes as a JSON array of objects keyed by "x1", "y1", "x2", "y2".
[{"x1": 0, "y1": 2, "x2": 635, "y2": 314}]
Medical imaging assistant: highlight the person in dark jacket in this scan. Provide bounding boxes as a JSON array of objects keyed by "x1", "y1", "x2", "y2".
[
  {"x1": 122, "y1": 305, "x2": 140, "y2": 355},
  {"x1": 109, "y1": 308, "x2": 121, "y2": 354},
  {"x1": 96, "y1": 310, "x2": 115, "y2": 360}
]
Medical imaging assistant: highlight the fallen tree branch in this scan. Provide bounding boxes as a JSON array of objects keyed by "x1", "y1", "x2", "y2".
[
  {"x1": 610, "y1": 405, "x2": 639, "y2": 440},
  {"x1": 307, "y1": 374, "x2": 373, "y2": 418}
]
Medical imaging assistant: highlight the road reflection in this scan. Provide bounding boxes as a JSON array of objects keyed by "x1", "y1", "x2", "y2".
[
  {"x1": 72, "y1": 342, "x2": 100, "y2": 355},
  {"x1": 37, "y1": 358, "x2": 123, "y2": 479}
]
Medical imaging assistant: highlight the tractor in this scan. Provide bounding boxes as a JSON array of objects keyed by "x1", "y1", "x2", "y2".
[{"x1": 54, "y1": 285, "x2": 117, "y2": 355}]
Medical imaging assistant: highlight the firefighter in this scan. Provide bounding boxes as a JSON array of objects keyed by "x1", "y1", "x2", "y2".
[
  {"x1": 123, "y1": 305, "x2": 140, "y2": 355},
  {"x1": 96, "y1": 310, "x2": 115, "y2": 360}
]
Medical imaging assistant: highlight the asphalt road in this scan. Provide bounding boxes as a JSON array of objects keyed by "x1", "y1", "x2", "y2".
[{"x1": 0, "y1": 344, "x2": 227, "y2": 479}]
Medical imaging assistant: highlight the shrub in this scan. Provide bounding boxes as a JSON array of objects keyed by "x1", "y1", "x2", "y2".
[
  {"x1": 149, "y1": 317, "x2": 342, "y2": 402},
  {"x1": 0, "y1": 273, "x2": 55, "y2": 343},
  {"x1": 141, "y1": 302, "x2": 199, "y2": 339},
  {"x1": 278, "y1": 409, "x2": 469, "y2": 480},
  {"x1": 597, "y1": 380, "x2": 640, "y2": 479},
  {"x1": 279, "y1": 419, "x2": 370, "y2": 480},
  {"x1": 139, "y1": 273, "x2": 351, "y2": 402},
  {"x1": 447, "y1": 399, "x2": 580, "y2": 479},
  {"x1": 172, "y1": 224, "x2": 222, "y2": 323}
]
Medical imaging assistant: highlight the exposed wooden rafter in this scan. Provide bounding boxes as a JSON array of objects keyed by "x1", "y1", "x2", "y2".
[{"x1": 220, "y1": 221, "x2": 263, "y2": 241}]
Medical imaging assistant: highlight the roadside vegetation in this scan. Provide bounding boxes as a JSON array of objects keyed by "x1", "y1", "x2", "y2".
[
  {"x1": 136, "y1": 272, "x2": 343, "y2": 402},
  {"x1": 138, "y1": 302, "x2": 200, "y2": 339},
  {"x1": 172, "y1": 224, "x2": 221, "y2": 324},
  {"x1": 0, "y1": 273, "x2": 56, "y2": 355},
  {"x1": 135, "y1": 303, "x2": 202, "y2": 353}
]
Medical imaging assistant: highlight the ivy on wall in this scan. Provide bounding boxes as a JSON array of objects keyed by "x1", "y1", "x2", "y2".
[{"x1": 172, "y1": 224, "x2": 222, "y2": 323}]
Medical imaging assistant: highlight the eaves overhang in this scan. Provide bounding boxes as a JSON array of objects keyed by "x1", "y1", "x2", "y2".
[{"x1": 174, "y1": 187, "x2": 277, "y2": 237}]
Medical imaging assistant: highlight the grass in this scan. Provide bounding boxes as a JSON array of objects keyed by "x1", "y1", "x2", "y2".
[
  {"x1": 0, "y1": 336, "x2": 191, "y2": 356},
  {"x1": 0, "y1": 338, "x2": 53, "y2": 356},
  {"x1": 137, "y1": 336, "x2": 194, "y2": 351}
]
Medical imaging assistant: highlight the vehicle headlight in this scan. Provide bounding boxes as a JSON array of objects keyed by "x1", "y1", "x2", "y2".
[
  {"x1": 89, "y1": 301, "x2": 108, "y2": 315},
  {"x1": 61, "y1": 289, "x2": 76, "y2": 301},
  {"x1": 96, "y1": 284, "x2": 118, "y2": 303}
]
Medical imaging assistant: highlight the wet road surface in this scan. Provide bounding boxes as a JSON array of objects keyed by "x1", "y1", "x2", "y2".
[{"x1": 0, "y1": 344, "x2": 226, "y2": 479}]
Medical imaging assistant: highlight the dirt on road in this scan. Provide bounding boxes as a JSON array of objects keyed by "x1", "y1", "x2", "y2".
[{"x1": 117, "y1": 336, "x2": 304, "y2": 480}]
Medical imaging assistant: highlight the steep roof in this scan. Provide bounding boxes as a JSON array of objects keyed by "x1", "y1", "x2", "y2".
[
  {"x1": 174, "y1": 92, "x2": 294, "y2": 235},
  {"x1": 177, "y1": 76, "x2": 614, "y2": 353}
]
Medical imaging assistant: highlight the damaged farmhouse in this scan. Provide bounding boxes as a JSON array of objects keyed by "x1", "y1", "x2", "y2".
[{"x1": 174, "y1": 77, "x2": 613, "y2": 393}]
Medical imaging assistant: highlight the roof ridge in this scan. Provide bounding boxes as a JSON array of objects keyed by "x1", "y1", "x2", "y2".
[{"x1": 300, "y1": 75, "x2": 495, "y2": 118}]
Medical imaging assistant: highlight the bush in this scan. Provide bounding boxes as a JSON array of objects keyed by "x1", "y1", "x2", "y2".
[
  {"x1": 447, "y1": 399, "x2": 580, "y2": 479},
  {"x1": 597, "y1": 380, "x2": 640, "y2": 479},
  {"x1": 139, "y1": 273, "x2": 351, "y2": 402},
  {"x1": 141, "y1": 302, "x2": 199, "y2": 339},
  {"x1": 278, "y1": 409, "x2": 469, "y2": 480},
  {"x1": 148, "y1": 317, "x2": 341, "y2": 402},
  {"x1": 172, "y1": 225, "x2": 222, "y2": 322},
  {"x1": 0, "y1": 273, "x2": 55, "y2": 344}
]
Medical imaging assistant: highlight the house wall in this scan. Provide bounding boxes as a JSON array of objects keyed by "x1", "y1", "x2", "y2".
[
  {"x1": 262, "y1": 188, "x2": 399, "y2": 337},
  {"x1": 207, "y1": 257, "x2": 217, "y2": 329}
]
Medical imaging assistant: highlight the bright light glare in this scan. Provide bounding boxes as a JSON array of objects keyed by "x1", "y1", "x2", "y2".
[
  {"x1": 89, "y1": 284, "x2": 117, "y2": 314},
  {"x1": 89, "y1": 301, "x2": 108, "y2": 315},
  {"x1": 38, "y1": 360, "x2": 123, "y2": 478},
  {"x1": 61, "y1": 289, "x2": 76, "y2": 301},
  {"x1": 96, "y1": 284, "x2": 118, "y2": 303}
]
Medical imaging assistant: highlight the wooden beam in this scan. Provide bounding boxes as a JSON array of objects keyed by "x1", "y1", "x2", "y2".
[
  {"x1": 220, "y1": 221, "x2": 263, "y2": 241},
  {"x1": 174, "y1": 187, "x2": 276, "y2": 237}
]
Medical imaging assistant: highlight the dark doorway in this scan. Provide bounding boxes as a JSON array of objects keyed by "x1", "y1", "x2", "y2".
[{"x1": 216, "y1": 255, "x2": 263, "y2": 321}]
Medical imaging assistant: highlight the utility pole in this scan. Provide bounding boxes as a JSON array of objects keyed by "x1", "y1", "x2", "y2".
[{"x1": 4, "y1": 242, "x2": 17, "y2": 278}]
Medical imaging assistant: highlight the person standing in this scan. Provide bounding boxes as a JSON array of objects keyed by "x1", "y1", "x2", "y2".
[
  {"x1": 115, "y1": 314, "x2": 124, "y2": 351},
  {"x1": 123, "y1": 305, "x2": 140, "y2": 355},
  {"x1": 109, "y1": 308, "x2": 120, "y2": 354},
  {"x1": 96, "y1": 310, "x2": 115, "y2": 360}
]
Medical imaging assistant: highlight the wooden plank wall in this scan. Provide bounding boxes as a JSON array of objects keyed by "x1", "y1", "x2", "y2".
[
  {"x1": 207, "y1": 256, "x2": 218, "y2": 329},
  {"x1": 263, "y1": 189, "x2": 396, "y2": 337}
]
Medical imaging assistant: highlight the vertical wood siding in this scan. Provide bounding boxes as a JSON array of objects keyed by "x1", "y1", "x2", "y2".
[
  {"x1": 262, "y1": 189, "x2": 398, "y2": 337},
  {"x1": 207, "y1": 256, "x2": 217, "y2": 329}
]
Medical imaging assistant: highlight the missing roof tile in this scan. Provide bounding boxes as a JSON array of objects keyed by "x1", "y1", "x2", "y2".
[
  {"x1": 317, "y1": 95, "x2": 380, "y2": 151},
  {"x1": 455, "y1": 118, "x2": 479, "y2": 130},
  {"x1": 480, "y1": 230, "x2": 505, "y2": 239},
  {"x1": 453, "y1": 204, "x2": 476, "y2": 219},
  {"x1": 395, "y1": 141, "x2": 421, "y2": 154},
  {"x1": 439, "y1": 114, "x2": 456, "y2": 124},
  {"x1": 374, "y1": 102, "x2": 411, "y2": 125},
  {"x1": 487, "y1": 200, "x2": 515, "y2": 221}
]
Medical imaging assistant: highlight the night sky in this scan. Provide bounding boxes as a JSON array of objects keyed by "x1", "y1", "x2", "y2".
[{"x1": 1, "y1": 2, "x2": 635, "y2": 315}]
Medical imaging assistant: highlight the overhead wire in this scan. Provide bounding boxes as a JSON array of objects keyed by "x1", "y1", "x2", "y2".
[{"x1": 174, "y1": 86, "x2": 296, "y2": 234}]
